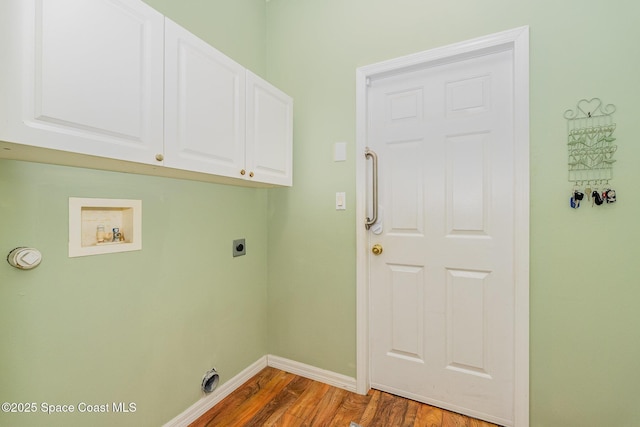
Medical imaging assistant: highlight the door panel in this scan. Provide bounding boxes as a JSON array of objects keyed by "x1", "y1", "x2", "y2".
[
  {"x1": 388, "y1": 263, "x2": 424, "y2": 361},
  {"x1": 387, "y1": 139, "x2": 424, "y2": 235},
  {"x1": 446, "y1": 268, "x2": 490, "y2": 375},
  {"x1": 368, "y1": 48, "x2": 515, "y2": 426},
  {"x1": 447, "y1": 132, "x2": 488, "y2": 234}
]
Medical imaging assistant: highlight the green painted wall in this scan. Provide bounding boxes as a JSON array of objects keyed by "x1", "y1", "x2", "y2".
[
  {"x1": 145, "y1": 0, "x2": 266, "y2": 75},
  {"x1": 0, "y1": 162, "x2": 269, "y2": 427},
  {"x1": 265, "y1": 1, "x2": 640, "y2": 426},
  {"x1": 0, "y1": 1, "x2": 268, "y2": 426},
  {"x1": 3, "y1": 1, "x2": 640, "y2": 426}
]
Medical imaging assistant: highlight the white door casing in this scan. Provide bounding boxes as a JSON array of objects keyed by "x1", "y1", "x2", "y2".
[{"x1": 355, "y1": 27, "x2": 529, "y2": 427}]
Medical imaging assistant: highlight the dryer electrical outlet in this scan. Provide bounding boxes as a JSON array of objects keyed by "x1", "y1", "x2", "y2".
[{"x1": 233, "y1": 239, "x2": 246, "y2": 257}]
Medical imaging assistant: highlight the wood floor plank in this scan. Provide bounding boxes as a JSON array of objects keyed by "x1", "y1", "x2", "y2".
[
  {"x1": 199, "y1": 369, "x2": 295, "y2": 427},
  {"x1": 189, "y1": 367, "x2": 281, "y2": 427},
  {"x1": 271, "y1": 413, "x2": 310, "y2": 427},
  {"x1": 286, "y1": 379, "x2": 332, "y2": 421},
  {"x1": 245, "y1": 376, "x2": 313, "y2": 427},
  {"x1": 308, "y1": 386, "x2": 349, "y2": 426},
  {"x1": 357, "y1": 389, "x2": 382, "y2": 426},
  {"x1": 365, "y1": 390, "x2": 411, "y2": 427},
  {"x1": 401, "y1": 398, "x2": 421, "y2": 427},
  {"x1": 442, "y1": 410, "x2": 471, "y2": 427},
  {"x1": 192, "y1": 367, "x2": 503, "y2": 427},
  {"x1": 414, "y1": 403, "x2": 444, "y2": 427},
  {"x1": 328, "y1": 387, "x2": 372, "y2": 426}
]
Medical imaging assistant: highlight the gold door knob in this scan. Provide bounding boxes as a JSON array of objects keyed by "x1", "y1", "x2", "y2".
[
  {"x1": 155, "y1": 153, "x2": 164, "y2": 161},
  {"x1": 371, "y1": 244, "x2": 383, "y2": 255},
  {"x1": 249, "y1": 171, "x2": 254, "y2": 178},
  {"x1": 240, "y1": 169, "x2": 246, "y2": 176}
]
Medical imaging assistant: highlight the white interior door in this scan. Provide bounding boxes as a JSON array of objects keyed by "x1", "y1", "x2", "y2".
[{"x1": 366, "y1": 47, "x2": 519, "y2": 426}]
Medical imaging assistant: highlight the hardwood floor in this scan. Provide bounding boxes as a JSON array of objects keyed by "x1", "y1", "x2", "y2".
[{"x1": 190, "y1": 367, "x2": 502, "y2": 427}]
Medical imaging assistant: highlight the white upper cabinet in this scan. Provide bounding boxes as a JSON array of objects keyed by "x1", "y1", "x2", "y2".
[
  {"x1": 0, "y1": 0, "x2": 165, "y2": 164},
  {"x1": 0, "y1": 0, "x2": 293, "y2": 187},
  {"x1": 165, "y1": 22, "x2": 292, "y2": 186},
  {"x1": 164, "y1": 18, "x2": 246, "y2": 178},
  {"x1": 246, "y1": 71, "x2": 293, "y2": 186}
]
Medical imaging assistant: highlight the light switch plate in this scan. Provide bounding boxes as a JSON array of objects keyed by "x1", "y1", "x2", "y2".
[
  {"x1": 334, "y1": 142, "x2": 347, "y2": 162},
  {"x1": 336, "y1": 192, "x2": 346, "y2": 210}
]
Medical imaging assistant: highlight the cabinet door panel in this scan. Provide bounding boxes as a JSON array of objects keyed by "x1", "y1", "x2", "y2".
[
  {"x1": 246, "y1": 71, "x2": 293, "y2": 186},
  {"x1": 3, "y1": 0, "x2": 165, "y2": 164},
  {"x1": 164, "y1": 18, "x2": 245, "y2": 177}
]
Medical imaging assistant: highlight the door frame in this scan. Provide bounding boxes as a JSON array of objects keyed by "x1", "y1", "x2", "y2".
[{"x1": 355, "y1": 26, "x2": 530, "y2": 426}]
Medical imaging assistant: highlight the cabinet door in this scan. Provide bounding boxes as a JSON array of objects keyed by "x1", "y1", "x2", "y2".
[
  {"x1": 246, "y1": 71, "x2": 293, "y2": 186},
  {"x1": 164, "y1": 18, "x2": 246, "y2": 178},
  {"x1": 0, "y1": 0, "x2": 164, "y2": 164}
]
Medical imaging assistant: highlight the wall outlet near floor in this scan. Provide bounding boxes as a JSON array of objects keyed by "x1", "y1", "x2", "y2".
[{"x1": 233, "y1": 238, "x2": 246, "y2": 257}]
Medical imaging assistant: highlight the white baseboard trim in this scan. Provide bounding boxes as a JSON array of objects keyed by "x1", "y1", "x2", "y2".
[
  {"x1": 162, "y1": 356, "x2": 268, "y2": 427},
  {"x1": 267, "y1": 354, "x2": 357, "y2": 393},
  {"x1": 164, "y1": 354, "x2": 357, "y2": 426}
]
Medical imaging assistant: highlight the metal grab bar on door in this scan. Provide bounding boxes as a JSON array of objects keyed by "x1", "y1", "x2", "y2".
[{"x1": 365, "y1": 147, "x2": 378, "y2": 230}]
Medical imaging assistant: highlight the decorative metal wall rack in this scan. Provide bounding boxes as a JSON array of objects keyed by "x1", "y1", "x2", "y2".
[{"x1": 564, "y1": 98, "x2": 618, "y2": 208}]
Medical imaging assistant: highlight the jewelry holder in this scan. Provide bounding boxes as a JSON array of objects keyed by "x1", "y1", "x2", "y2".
[
  {"x1": 564, "y1": 98, "x2": 617, "y2": 186},
  {"x1": 564, "y1": 98, "x2": 618, "y2": 208}
]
